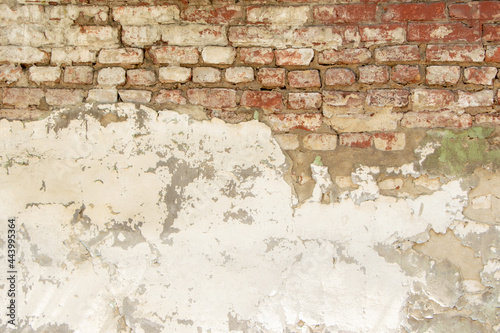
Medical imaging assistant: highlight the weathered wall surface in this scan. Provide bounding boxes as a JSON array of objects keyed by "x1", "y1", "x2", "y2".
[{"x1": 0, "y1": 0, "x2": 499, "y2": 332}]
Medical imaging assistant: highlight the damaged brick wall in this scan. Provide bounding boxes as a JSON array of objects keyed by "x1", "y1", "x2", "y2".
[{"x1": 1, "y1": 0, "x2": 500, "y2": 332}]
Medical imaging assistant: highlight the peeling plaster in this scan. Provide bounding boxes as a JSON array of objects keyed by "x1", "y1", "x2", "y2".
[{"x1": 0, "y1": 104, "x2": 499, "y2": 332}]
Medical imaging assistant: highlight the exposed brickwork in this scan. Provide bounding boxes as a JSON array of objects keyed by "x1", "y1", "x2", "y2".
[{"x1": 1, "y1": 0, "x2": 499, "y2": 155}]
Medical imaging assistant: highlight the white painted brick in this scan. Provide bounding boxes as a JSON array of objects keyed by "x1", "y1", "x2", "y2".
[
  {"x1": 118, "y1": 90, "x2": 152, "y2": 103},
  {"x1": 87, "y1": 89, "x2": 117, "y2": 103},
  {"x1": 98, "y1": 48, "x2": 144, "y2": 65},
  {"x1": 51, "y1": 47, "x2": 97, "y2": 65},
  {"x1": 273, "y1": 134, "x2": 299, "y2": 150},
  {"x1": 159, "y1": 67, "x2": 192, "y2": 83},
  {"x1": 97, "y1": 67, "x2": 126, "y2": 86},
  {"x1": 161, "y1": 24, "x2": 227, "y2": 46},
  {"x1": 426, "y1": 66, "x2": 461, "y2": 85},
  {"x1": 113, "y1": 6, "x2": 179, "y2": 25},
  {"x1": 0, "y1": 64, "x2": 23, "y2": 84},
  {"x1": 65, "y1": 26, "x2": 119, "y2": 48},
  {"x1": 202, "y1": 46, "x2": 236, "y2": 65},
  {"x1": 0, "y1": 46, "x2": 49, "y2": 64},
  {"x1": 122, "y1": 26, "x2": 160, "y2": 47},
  {"x1": 193, "y1": 67, "x2": 221, "y2": 83},
  {"x1": 28, "y1": 66, "x2": 61, "y2": 84}
]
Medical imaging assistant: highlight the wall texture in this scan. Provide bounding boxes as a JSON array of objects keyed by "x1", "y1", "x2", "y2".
[{"x1": 0, "y1": 0, "x2": 500, "y2": 332}]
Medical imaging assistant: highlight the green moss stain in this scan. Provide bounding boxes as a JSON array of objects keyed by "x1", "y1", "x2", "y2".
[{"x1": 422, "y1": 127, "x2": 500, "y2": 176}]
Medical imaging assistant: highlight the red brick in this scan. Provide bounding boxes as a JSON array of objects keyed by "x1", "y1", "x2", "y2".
[
  {"x1": 275, "y1": 49, "x2": 314, "y2": 66},
  {"x1": 339, "y1": 133, "x2": 373, "y2": 148},
  {"x1": 322, "y1": 91, "x2": 366, "y2": 114},
  {"x1": 483, "y1": 24, "x2": 500, "y2": 42},
  {"x1": 63, "y1": 66, "x2": 93, "y2": 84},
  {"x1": 367, "y1": 89, "x2": 409, "y2": 107},
  {"x1": 426, "y1": 44, "x2": 485, "y2": 62},
  {"x1": 98, "y1": 48, "x2": 144, "y2": 65},
  {"x1": 381, "y1": 3, "x2": 446, "y2": 22},
  {"x1": 325, "y1": 68, "x2": 355, "y2": 86},
  {"x1": 373, "y1": 132, "x2": 406, "y2": 151},
  {"x1": 449, "y1": 2, "x2": 500, "y2": 21},
  {"x1": 486, "y1": 46, "x2": 500, "y2": 62},
  {"x1": 359, "y1": 66, "x2": 389, "y2": 84},
  {"x1": 360, "y1": 24, "x2": 406, "y2": 44},
  {"x1": 182, "y1": 5, "x2": 243, "y2": 24},
  {"x1": 3, "y1": 88, "x2": 44, "y2": 107},
  {"x1": 464, "y1": 67, "x2": 497, "y2": 85},
  {"x1": 476, "y1": 113, "x2": 500, "y2": 126},
  {"x1": 375, "y1": 45, "x2": 420, "y2": 63},
  {"x1": 187, "y1": 88, "x2": 237, "y2": 109},
  {"x1": 318, "y1": 48, "x2": 371, "y2": 65},
  {"x1": 45, "y1": 89, "x2": 84, "y2": 106},
  {"x1": 402, "y1": 112, "x2": 472, "y2": 129},
  {"x1": 257, "y1": 68, "x2": 285, "y2": 88},
  {"x1": 408, "y1": 23, "x2": 481, "y2": 43},
  {"x1": 154, "y1": 90, "x2": 186, "y2": 105},
  {"x1": 391, "y1": 65, "x2": 421, "y2": 84},
  {"x1": 149, "y1": 46, "x2": 199, "y2": 64},
  {"x1": 313, "y1": 4, "x2": 377, "y2": 24},
  {"x1": 127, "y1": 69, "x2": 156, "y2": 86},
  {"x1": 241, "y1": 91, "x2": 283, "y2": 112},
  {"x1": 239, "y1": 47, "x2": 274, "y2": 65},
  {"x1": 266, "y1": 113, "x2": 322, "y2": 132},
  {"x1": 411, "y1": 89, "x2": 455, "y2": 111},
  {"x1": 288, "y1": 93, "x2": 322, "y2": 110},
  {"x1": 288, "y1": 70, "x2": 321, "y2": 88}
]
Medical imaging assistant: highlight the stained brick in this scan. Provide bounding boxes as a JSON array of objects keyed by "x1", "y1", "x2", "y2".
[
  {"x1": 426, "y1": 66, "x2": 461, "y2": 85},
  {"x1": 187, "y1": 88, "x2": 237, "y2": 108},
  {"x1": 275, "y1": 49, "x2": 314, "y2": 66},
  {"x1": 0, "y1": 64, "x2": 22, "y2": 84},
  {"x1": 265, "y1": 113, "x2": 322, "y2": 132},
  {"x1": 402, "y1": 112, "x2": 472, "y2": 129},
  {"x1": 367, "y1": 89, "x2": 409, "y2": 107},
  {"x1": 408, "y1": 23, "x2": 481, "y2": 43},
  {"x1": 375, "y1": 45, "x2": 420, "y2": 63},
  {"x1": 258, "y1": 68, "x2": 285, "y2": 88},
  {"x1": 303, "y1": 134, "x2": 337, "y2": 150},
  {"x1": 45, "y1": 89, "x2": 84, "y2": 106},
  {"x1": 149, "y1": 46, "x2": 199, "y2": 65},
  {"x1": 381, "y1": 3, "x2": 446, "y2": 22},
  {"x1": 98, "y1": 48, "x2": 144, "y2": 65},
  {"x1": 97, "y1": 67, "x2": 126, "y2": 86},
  {"x1": 313, "y1": 4, "x2": 377, "y2": 24},
  {"x1": 483, "y1": 24, "x2": 500, "y2": 42},
  {"x1": 274, "y1": 134, "x2": 299, "y2": 150},
  {"x1": 426, "y1": 44, "x2": 485, "y2": 62},
  {"x1": 463, "y1": 67, "x2": 497, "y2": 85},
  {"x1": 161, "y1": 24, "x2": 227, "y2": 46},
  {"x1": 225, "y1": 67, "x2": 254, "y2": 84},
  {"x1": 339, "y1": 133, "x2": 372, "y2": 148},
  {"x1": 318, "y1": 48, "x2": 371, "y2": 65},
  {"x1": 412, "y1": 89, "x2": 455, "y2": 111},
  {"x1": 373, "y1": 132, "x2": 406, "y2": 151},
  {"x1": 0, "y1": 46, "x2": 49, "y2": 64},
  {"x1": 3, "y1": 88, "x2": 44, "y2": 107},
  {"x1": 486, "y1": 46, "x2": 500, "y2": 62},
  {"x1": 458, "y1": 90, "x2": 494, "y2": 107},
  {"x1": 28, "y1": 66, "x2": 61, "y2": 84},
  {"x1": 325, "y1": 68, "x2": 355, "y2": 86},
  {"x1": 241, "y1": 91, "x2": 283, "y2": 113},
  {"x1": 127, "y1": 69, "x2": 156, "y2": 86},
  {"x1": 64, "y1": 66, "x2": 93, "y2": 85},
  {"x1": 476, "y1": 113, "x2": 500, "y2": 125},
  {"x1": 322, "y1": 91, "x2": 366, "y2": 115},
  {"x1": 182, "y1": 5, "x2": 243, "y2": 24},
  {"x1": 289, "y1": 70, "x2": 321, "y2": 88},
  {"x1": 288, "y1": 93, "x2": 322, "y2": 110},
  {"x1": 239, "y1": 48, "x2": 274, "y2": 65},
  {"x1": 391, "y1": 65, "x2": 421, "y2": 84},
  {"x1": 359, "y1": 66, "x2": 390, "y2": 84},
  {"x1": 154, "y1": 90, "x2": 186, "y2": 105}
]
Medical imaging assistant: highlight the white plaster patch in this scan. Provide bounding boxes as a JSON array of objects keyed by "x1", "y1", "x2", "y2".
[{"x1": 0, "y1": 104, "x2": 474, "y2": 332}]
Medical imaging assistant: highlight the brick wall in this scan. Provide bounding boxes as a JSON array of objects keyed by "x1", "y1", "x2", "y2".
[{"x1": 1, "y1": 0, "x2": 500, "y2": 152}]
